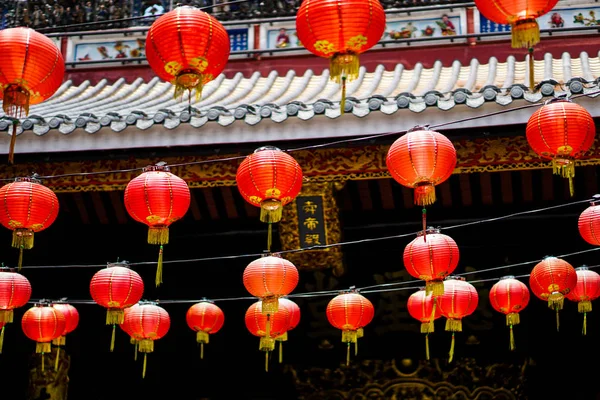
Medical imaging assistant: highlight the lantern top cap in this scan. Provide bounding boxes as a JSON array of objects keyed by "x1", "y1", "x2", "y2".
[
  {"x1": 499, "y1": 275, "x2": 516, "y2": 281},
  {"x1": 589, "y1": 194, "x2": 600, "y2": 205},
  {"x1": 142, "y1": 162, "x2": 170, "y2": 173},
  {"x1": 35, "y1": 299, "x2": 51, "y2": 307},
  {"x1": 0, "y1": 265, "x2": 15, "y2": 272},
  {"x1": 254, "y1": 145, "x2": 282, "y2": 153},
  {"x1": 338, "y1": 286, "x2": 358, "y2": 295},
  {"x1": 576, "y1": 265, "x2": 589, "y2": 271},
  {"x1": 198, "y1": 298, "x2": 215, "y2": 304},
  {"x1": 107, "y1": 260, "x2": 131, "y2": 269},
  {"x1": 14, "y1": 174, "x2": 42, "y2": 184},
  {"x1": 138, "y1": 300, "x2": 158, "y2": 306},
  {"x1": 445, "y1": 275, "x2": 466, "y2": 281},
  {"x1": 544, "y1": 96, "x2": 571, "y2": 106},
  {"x1": 51, "y1": 297, "x2": 69, "y2": 305},
  {"x1": 416, "y1": 226, "x2": 440, "y2": 237},
  {"x1": 407, "y1": 125, "x2": 432, "y2": 133}
]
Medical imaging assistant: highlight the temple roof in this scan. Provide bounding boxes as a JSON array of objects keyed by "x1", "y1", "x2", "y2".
[{"x1": 2, "y1": 51, "x2": 600, "y2": 138}]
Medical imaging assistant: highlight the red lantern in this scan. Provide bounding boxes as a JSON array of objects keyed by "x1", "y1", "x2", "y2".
[
  {"x1": 90, "y1": 262, "x2": 144, "y2": 350},
  {"x1": 295, "y1": 0, "x2": 386, "y2": 112},
  {"x1": 437, "y1": 277, "x2": 478, "y2": 363},
  {"x1": 0, "y1": 267, "x2": 31, "y2": 324},
  {"x1": 489, "y1": 276, "x2": 530, "y2": 351},
  {"x1": 326, "y1": 291, "x2": 374, "y2": 365},
  {"x1": 403, "y1": 228, "x2": 459, "y2": 296},
  {"x1": 124, "y1": 163, "x2": 191, "y2": 286},
  {"x1": 578, "y1": 200, "x2": 600, "y2": 246},
  {"x1": 243, "y1": 255, "x2": 299, "y2": 314},
  {"x1": 0, "y1": 177, "x2": 59, "y2": 270},
  {"x1": 236, "y1": 146, "x2": 303, "y2": 227},
  {"x1": 526, "y1": 100, "x2": 595, "y2": 196},
  {"x1": 21, "y1": 304, "x2": 66, "y2": 371},
  {"x1": 50, "y1": 302, "x2": 79, "y2": 346},
  {"x1": 566, "y1": 266, "x2": 600, "y2": 335},
  {"x1": 124, "y1": 302, "x2": 171, "y2": 378},
  {"x1": 407, "y1": 288, "x2": 441, "y2": 360},
  {"x1": 275, "y1": 298, "x2": 301, "y2": 364},
  {"x1": 145, "y1": 6, "x2": 230, "y2": 102},
  {"x1": 0, "y1": 27, "x2": 65, "y2": 162},
  {"x1": 386, "y1": 128, "x2": 457, "y2": 207},
  {"x1": 529, "y1": 256, "x2": 577, "y2": 331},
  {"x1": 245, "y1": 300, "x2": 290, "y2": 371},
  {"x1": 186, "y1": 301, "x2": 224, "y2": 359}
]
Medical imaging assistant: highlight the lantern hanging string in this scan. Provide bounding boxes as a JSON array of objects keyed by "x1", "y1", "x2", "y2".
[{"x1": 55, "y1": 347, "x2": 60, "y2": 371}]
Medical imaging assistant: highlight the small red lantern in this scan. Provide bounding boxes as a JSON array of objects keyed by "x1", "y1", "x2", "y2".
[
  {"x1": 236, "y1": 146, "x2": 303, "y2": 229},
  {"x1": 0, "y1": 177, "x2": 59, "y2": 270},
  {"x1": 276, "y1": 298, "x2": 301, "y2": 364},
  {"x1": 0, "y1": 27, "x2": 65, "y2": 162},
  {"x1": 326, "y1": 291, "x2": 374, "y2": 366},
  {"x1": 295, "y1": 0, "x2": 386, "y2": 112},
  {"x1": 407, "y1": 288, "x2": 441, "y2": 360},
  {"x1": 145, "y1": 6, "x2": 230, "y2": 102},
  {"x1": 21, "y1": 304, "x2": 66, "y2": 371},
  {"x1": 90, "y1": 261, "x2": 144, "y2": 351},
  {"x1": 578, "y1": 200, "x2": 600, "y2": 246},
  {"x1": 124, "y1": 163, "x2": 191, "y2": 286},
  {"x1": 489, "y1": 276, "x2": 530, "y2": 351},
  {"x1": 50, "y1": 302, "x2": 79, "y2": 346},
  {"x1": 566, "y1": 266, "x2": 600, "y2": 335},
  {"x1": 245, "y1": 300, "x2": 290, "y2": 371},
  {"x1": 186, "y1": 301, "x2": 224, "y2": 359},
  {"x1": 243, "y1": 255, "x2": 299, "y2": 315},
  {"x1": 437, "y1": 277, "x2": 478, "y2": 363},
  {"x1": 0, "y1": 267, "x2": 31, "y2": 324},
  {"x1": 124, "y1": 302, "x2": 171, "y2": 378},
  {"x1": 386, "y1": 128, "x2": 457, "y2": 207},
  {"x1": 529, "y1": 256, "x2": 577, "y2": 331},
  {"x1": 526, "y1": 100, "x2": 595, "y2": 196},
  {"x1": 403, "y1": 227, "x2": 460, "y2": 296}
]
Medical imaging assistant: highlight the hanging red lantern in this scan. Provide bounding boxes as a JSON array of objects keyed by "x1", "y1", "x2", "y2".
[
  {"x1": 243, "y1": 254, "x2": 299, "y2": 315},
  {"x1": 0, "y1": 27, "x2": 65, "y2": 163},
  {"x1": 566, "y1": 266, "x2": 600, "y2": 335},
  {"x1": 0, "y1": 177, "x2": 59, "y2": 270},
  {"x1": 529, "y1": 256, "x2": 577, "y2": 331},
  {"x1": 295, "y1": 0, "x2": 386, "y2": 112},
  {"x1": 403, "y1": 227, "x2": 459, "y2": 296},
  {"x1": 245, "y1": 300, "x2": 290, "y2": 372},
  {"x1": 407, "y1": 288, "x2": 441, "y2": 360},
  {"x1": 50, "y1": 302, "x2": 79, "y2": 346},
  {"x1": 437, "y1": 277, "x2": 478, "y2": 363},
  {"x1": 526, "y1": 99, "x2": 595, "y2": 196},
  {"x1": 21, "y1": 303, "x2": 66, "y2": 371},
  {"x1": 0, "y1": 266, "x2": 31, "y2": 324},
  {"x1": 90, "y1": 261, "x2": 144, "y2": 351},
  {"x1": 236, "y1": 146, "x2": 303, "y2": 227},
  {"x1": 275, "y1": 298, "x2": 301, "y2": 364},
  {"x1": 578, "y1": 199, "x2": 600, "y2": 246},
  {"x1": 124, "y1": 163, "x2": 191, "y2": 286},
  {"x1": 145, "y1": 6, "x2": 230, "y2": 102},
  {"x1": 489, "y1": 276, "x2": 530, "y2": 351},
  {"x1": 124, "y1": 302, "x2": 170, "y2": 378},
  {"x1": 186, "y1": 300, "x2": 224, "y2": 360},
  {"x1": 386, "y1": 127, "x2": 457, "y2": 207},
  {"x1": 326, "y1": 291, "x2": 374, "y2": 366}
]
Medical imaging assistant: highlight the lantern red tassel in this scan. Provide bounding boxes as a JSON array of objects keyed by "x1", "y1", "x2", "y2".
[{"x1": 489, "y1": 276, "x2": 530, "y2": 351}]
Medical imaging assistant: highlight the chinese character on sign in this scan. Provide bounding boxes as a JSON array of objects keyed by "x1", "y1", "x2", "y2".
[
  {"x1": 303, "y1": 217, "x2": 319, "y2": 230},
  {"x1": 304, "y1": 234, "x2": 321, "y2": 245},
  {"x1": 302, "y1": 201, "x2": 318, "y2": 214}
]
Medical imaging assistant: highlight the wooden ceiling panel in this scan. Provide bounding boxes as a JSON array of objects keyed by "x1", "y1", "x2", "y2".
[
  {"x1": 499, "y1": 172, "x2": 513, "y2": 204},
  {"x1": 377, "y1": 179, "x2": 395, "y2": 210}
]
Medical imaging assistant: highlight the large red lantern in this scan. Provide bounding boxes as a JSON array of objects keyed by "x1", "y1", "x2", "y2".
[
  {"x1": 407, "y1": 288, "x2": 441, "y2": 360},
  {"x1": 403, "y1": 228, "x2": 460, "y2": 296},
  {"x1": 186, "y1": 301, "x2": 224, "y2": 359},
  {"x1": 276, "y1": 298, "x2": 301, "y2": 364},
  {"x1": 21, "y1": 304, "x2": 66, "y2": 371},
  {"x1": 529, "y1": 256, "x2": 577, "y2": 331},
  {"x1": 145, "y1": 6, "x2": 230, "y2": 102},
  {"x1": 0, "y1": 177, "x2": 59, "y2": 270},
  {"x1": 578, "y1": 200, "x2": 600, "y2": 246},
  {"x1": 90, "y1": 261, "x2": 144, "y2": 350},
  {"x1": 526, "y1": 100, "x2": 595, "y2": 196},
  {"x1": 386, "y1": 128, "x2": 457, "y2": 207},
  {"x1": 236, "y1": 146, "x2": 303, "y2": 233},
  {"x1": 566, "y1": 266, "x2": 600, "y2": 335},
  {"x1": 489, "y1": 276, "x2": 530, "y2": 351},
  {"x1": 295, "y1": 0, "x2": 386, "y2": 112},
  {"x1": 326, "y1": 291, "x2": 374, "y2": 366},
  {"x1": 0, "y1": 267, "x2": 31, "y2": 324},
  {"x1": 243, "y1": 254, "x2": 299, "y2": 315},
  {"x1": 124, "y1": 302, "x2": 171, "y2": 378},
  {"x1": 437, "y1": 277, "x2": 478, "y2": 363},
  {"x1": 124, "y1": 163, "x2": 191, "y2": 286},
  {"x1": 245, "y1": 300, "x2": 290, "y2": 371},
  {"x1": 0, "y1": 27, "x2": 65, "y2": 163}
]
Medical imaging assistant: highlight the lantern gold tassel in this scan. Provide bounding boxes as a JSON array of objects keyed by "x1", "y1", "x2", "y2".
[
  {"x1": 511, "y1": 18, "x2": 540, "y2": 49},
  {"x1": 135, "y1": 342, "x2": 138, "y2": 361},
  {"x1": 445, "y1": 318, "x2": 462, "y2": 332},
  {"x1": 414, "y1": 182, "x2": 436, "y2": 206},
  {"x1": 18, "y1": 246, "x2": 23, "y2": 271},
  {"x1": 12, "y1": 229, "x2": 34, "y2": 250},
  {"x1": 354, "y1": 337, "x2": 358, "y2": 356},
  {"x1": 8, "y1": 120, "x2": 17, "y2": 165},
  {"x1": 41, "y1": 353, "x2": 44, "y2": 372},
  {"x1": 552, "y1": 159, "x2": 575, "y2": 197},
  {"x1": 330, "y1": 53, "x2": 359, "y2": 115},
  {"x1": 0, "y1": 325, "x2": 4, "y2": 354},
  {"x1": 265, "y1": 350, "x2": 269, "y2": 372},
  {"x1": 267, "y1": 224, "x2": 272, "y2": 252},
  {"x1": 548, "y1": 293, "x2": 563, "y2": 332},
  {"x1": 156, "y1": 245, "x2": 164, "y2": 287},
  {"x1": 201, "y1": 342, "x2": 204, "y2": 360},
  {"x1": 55, "y1": 347, "x2": 60, "y2": 371},
  {"x1": 426, "y1": 281, "x2": 444, "y2": 296},
  {"x1": 346, "y1": 342, "x2": 351, "y2": 366},
  {"x1": 0, "y1": 309, "x2": 13, "y2": 323},
  {"x1": 506, "y1": 312, "x2": 520, "y2": 326},
  {"x1": 106, "y1": 309, "x2": 124, "y2": 325},
  {"x1": 36, "y1": 342, "x2": 51, "y2": 354},
  {"x1": 583, "y1": 312, "x2": 587, "y2": 336},
  {"x1": 148, "y1": 226, "x2": 169, "y2": 245},
  {"x1": 260, "y1": 200, "x2": 283, "y2": 223},
  {"x1": 448, "y1": 332, "x2": 455, "y2": 363},
  {"x1": 278, "y1": 341, "x2": 283, "y2": 364},
  {"x1": 142, "y1": 353, "x2": 147, "y2": 378},
  {"x1": 528, "y1": 48, "x2": 535, "y2": 92},
  {"x1": 110, "y1": 324, "x2": 116, "y2": 352},
  {"x1": 340, "y1": 76, "x2": 346, "y2": 115},
  {"x1": 425, "y1": 333, "x2": 430, "y2": 361},
  {"x1": 509, "y1": 325, "x2": 515, "y2": 351},
  {"x1": 174, "y1": 71, "x2": 204, "y2": 103},
  {"x1": 429, "y1": 300, "x2": 437, "y2": 332}
]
